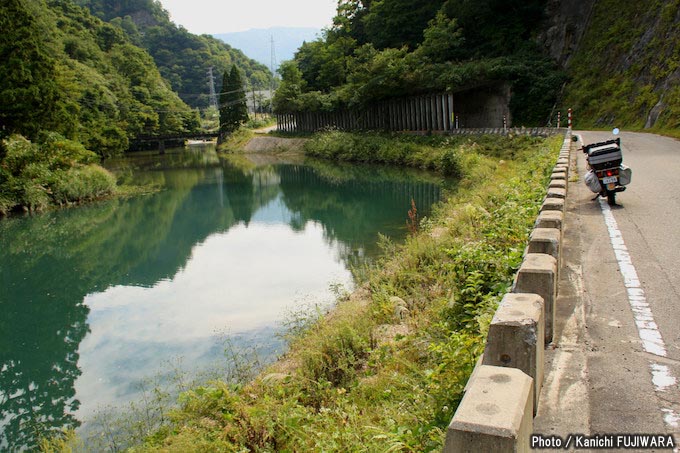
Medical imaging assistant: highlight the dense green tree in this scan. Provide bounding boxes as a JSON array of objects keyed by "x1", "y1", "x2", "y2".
[
  {"x1": 362, "y1": 0, "x2": 445, "y2": 50},
  {"x1": 441, "y1": 0, "x2": 547, "y2": 57},
  {"x1": 332, "y1": 0, "x2": 371, "y2": 45},
  {"x1": 0, "y1": 0, "x2": 66, "y2": 139},
  {"x1": 341, "y1": 45, "x2": 422, "y2": 105},
  {"x1": 272, "y1": 61, "x2": 306, "y2": 113},
  {"x1": 415, "y1": 11, "x2": 463, "y2": 63},
  {"x1": 219, "y1": 66, "x2": 249, "y2": 135},
  {"x1": 296, "y1": 35, "x2": 356, "y2": 92}
]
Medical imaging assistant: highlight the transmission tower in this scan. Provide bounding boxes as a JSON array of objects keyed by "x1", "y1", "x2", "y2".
[
  {"x1": 207, "y1": 66, "x2": 218, "y2": 109},
  {"x1": 269, "y1": 35, "x2": 277, "y2": 111}
]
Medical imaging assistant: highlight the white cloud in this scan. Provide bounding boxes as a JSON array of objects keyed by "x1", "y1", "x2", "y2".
[
  {"x1": 74, "y1": 221, "x2": 353, "y2": 417},
  {"x1": 158, "y1": 0, "x2": 337, "y2": 34}
]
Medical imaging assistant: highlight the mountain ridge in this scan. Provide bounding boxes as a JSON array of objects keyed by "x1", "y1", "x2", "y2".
[{"x1": 214, "y1": 26, "x2": 322, "y2": 71}]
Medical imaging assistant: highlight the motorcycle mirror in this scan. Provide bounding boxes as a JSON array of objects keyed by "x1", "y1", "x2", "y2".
[{"x1": 612, "y1": 127, "x2": 620, "y2": 135}]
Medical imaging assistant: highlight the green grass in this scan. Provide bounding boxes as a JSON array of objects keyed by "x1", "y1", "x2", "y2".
[{"x1": 303, "y1": 130, "x2": 551, "y2": 178}]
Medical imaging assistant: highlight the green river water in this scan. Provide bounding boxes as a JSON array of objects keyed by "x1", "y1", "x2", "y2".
[{"x1": 0, "y1": 146, "x2": 446, "y2": 450}]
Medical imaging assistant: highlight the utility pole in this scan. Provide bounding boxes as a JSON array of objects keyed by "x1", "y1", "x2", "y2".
[
  {"x1": 207, "y1": 67, "x2": 218, "y2": 110},
  {"x1": 252, "y1": 86, "x2": 257, "y2": 119},
  {"x1": 270, "y1": 35, "x2": 277, "y2": 113}
]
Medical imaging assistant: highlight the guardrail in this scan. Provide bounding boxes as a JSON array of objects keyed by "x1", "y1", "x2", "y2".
[{"x1": 444, "y1": 132, "x2": 572, "y2": 452}]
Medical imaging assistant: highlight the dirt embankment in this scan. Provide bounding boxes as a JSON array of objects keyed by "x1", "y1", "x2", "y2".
[{"x1": 243, "y1": 136, "x2": 309, "y2": 153}]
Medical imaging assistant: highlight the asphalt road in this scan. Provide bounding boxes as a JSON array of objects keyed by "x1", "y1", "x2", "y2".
[{"x1": 534, "y1": 131, "x2": 680, "y2": 450}]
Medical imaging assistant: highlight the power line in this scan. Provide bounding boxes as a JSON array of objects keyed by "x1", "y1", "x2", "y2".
[{"x1": 176, "y1": 87, "x2": 249, "y2": 98}]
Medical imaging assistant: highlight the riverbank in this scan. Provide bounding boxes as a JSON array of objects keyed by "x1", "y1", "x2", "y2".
[
  {"x1": 111, "y1": 132, "x2": 561, "y2": 451},
  {"x1": 38, "y1": 131, "x2": 561, "y2": 451},
  {"x1": 0, "y1": 134, "x2": 117, "y2": 216}
]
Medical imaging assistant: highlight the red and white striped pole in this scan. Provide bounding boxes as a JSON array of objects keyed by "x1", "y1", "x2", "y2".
[{"x1": 568, "y1": 108, "x2": 572, "y2": 131}]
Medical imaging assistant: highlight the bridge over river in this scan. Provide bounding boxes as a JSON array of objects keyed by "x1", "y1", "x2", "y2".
[{"x1": 131, "y1": 132, "x2": 219, "y2": 151}]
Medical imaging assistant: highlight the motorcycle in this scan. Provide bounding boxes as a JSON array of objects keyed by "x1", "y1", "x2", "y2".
[{"x1": 582, "y1": 129, "x2": 632, "y2": 206}]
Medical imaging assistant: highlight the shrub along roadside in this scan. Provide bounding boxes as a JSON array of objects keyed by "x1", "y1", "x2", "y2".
[
  {"x1": 43, "y1": 133, "x2": 560, "y2": 451},
  {"x1": 303, "y1": 130, "x2": 553, "y2": 178}
]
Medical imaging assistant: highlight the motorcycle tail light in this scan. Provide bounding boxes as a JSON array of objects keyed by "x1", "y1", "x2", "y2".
[{"x1": 606, "y1": 170, "x2": 613, "y2": 177}]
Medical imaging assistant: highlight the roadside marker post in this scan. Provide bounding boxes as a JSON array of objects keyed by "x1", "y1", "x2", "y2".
[{"x1": 568, "y1": 108, "x2": 572, "y2": 131}]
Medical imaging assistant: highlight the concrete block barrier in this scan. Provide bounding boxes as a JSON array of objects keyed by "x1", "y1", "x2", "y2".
[
  {"x1": 550, "y1": 171, "x2": 566, "y2": 181},
  {"x1": 513, "y1": 253, "x2": 557, "y2": 343},
  {"x1": 540, "y1": 197, "x2": 564, "y2": 212},
  {"x1": 536, "y1": 210, "x2": 563, "y2": 230},
  {"x1": 445, "y1": 133, "x2": 571, "y2": 453},
  {"x1": 546, "y1": 187, "x2": 566, "y2": 199},
  {"x1": 554, "y1": 168, "x2": 568, "y2": 178},
  {"x1": 445, "y1": 365, "x2": 533, "y2": 453},
  {"x1": 548, "y1": 179, "x2": 566, "y2": 190},
  {"x1": 528, "y1": 228, "x2": 561, "y2": 294},
  {"x1": 528, "y1": 228, "x2": 560, "y2": 260},
  {"x1": 482, "y1": 293, "x2": 545, "y2": 414}
]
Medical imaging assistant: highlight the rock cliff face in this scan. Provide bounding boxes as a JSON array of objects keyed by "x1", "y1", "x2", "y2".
[
  {"x1": 537, "y1": 0, "x2": 596, "y2": 67},
  {"x1": 545, "y1": 0, "x2": 680, "y2": 129}
]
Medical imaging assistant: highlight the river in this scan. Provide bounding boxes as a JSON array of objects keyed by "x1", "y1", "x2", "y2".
[{"x1": 0, "y1": 145, "x2": 447, "y2": 450}]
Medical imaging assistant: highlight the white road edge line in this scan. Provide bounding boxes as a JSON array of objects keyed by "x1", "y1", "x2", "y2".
[{"x1": 598, "y1": 198, "x2": 680, "y2": 429}]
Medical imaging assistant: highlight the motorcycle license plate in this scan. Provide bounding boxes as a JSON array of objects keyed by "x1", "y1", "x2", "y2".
[{"x1": 602, "y1": 176, "x2": 617, "y2": 184}]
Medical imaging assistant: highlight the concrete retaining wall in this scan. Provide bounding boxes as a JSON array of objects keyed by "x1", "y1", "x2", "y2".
[{"x1": 444, "y1": 133, "x2": 572, "y2": 452}]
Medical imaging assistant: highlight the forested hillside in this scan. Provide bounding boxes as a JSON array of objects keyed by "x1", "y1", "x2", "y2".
[
  {"x1": 273, "y1": 0, "x2": 566, "y2": 125},
  {"x1": 0, "y1": 0, "x2": 204, "y2": 214},
  {"x1": 75, "y1": 0, "x2": 275, "y2": 109},
  {"x1": 1, "y1": 0, "x2": 198, "y2": 155}
]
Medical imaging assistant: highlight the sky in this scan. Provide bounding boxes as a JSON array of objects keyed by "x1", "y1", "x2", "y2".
[{"x1": 157, "y1": 0, "x2": 338, "y2": 34}]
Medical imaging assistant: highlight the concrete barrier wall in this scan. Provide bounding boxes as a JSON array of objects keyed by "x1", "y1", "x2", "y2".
[
  {"x1": 445, "y1": 365, "x2": 534, "y2": 453},
  {"x1": 445, "y1": 132, "x2": 572, "y2": 452}
]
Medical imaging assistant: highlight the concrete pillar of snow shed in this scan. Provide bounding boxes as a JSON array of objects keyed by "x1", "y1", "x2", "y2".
[
  {"x1": 482, "y1": 293, "x2": 544, "y2": 414},
  {"x1": 444, "y1": 365, "x2": 534, "y2": 453}
]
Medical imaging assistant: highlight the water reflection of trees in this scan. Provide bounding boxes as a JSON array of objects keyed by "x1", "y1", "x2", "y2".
[
  {"x1": 0, "y1": 152, "x2": 444, "y2": 450},
  {"x1": 276, "y1": 162, "x2": 443, "y2": 262}
]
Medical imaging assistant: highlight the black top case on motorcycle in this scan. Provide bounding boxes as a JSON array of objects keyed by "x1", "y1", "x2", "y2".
[{"x1": 583, "y1": 138, "x2": 622, "y2": 170}]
